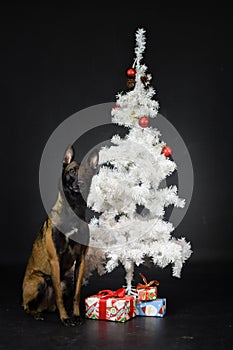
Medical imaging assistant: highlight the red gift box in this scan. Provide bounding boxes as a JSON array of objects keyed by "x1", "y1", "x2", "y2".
[
  {"x1": 136, "y1": 273, "x2": 159, "y2": 301},
  {"x1": 85, "y1": 288, "x2": 136, "y2": 322}
]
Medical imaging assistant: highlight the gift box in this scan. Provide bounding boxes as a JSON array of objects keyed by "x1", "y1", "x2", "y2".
[
  {"x1": 136, "y1": 298, "x2": 166, "y2": 317},
  {"x1": 137, "y1": 286, "x2": 158, "y2": 301},
  {"x1": 136, "y1": 273, "x2": 159, "y2": 301},
  {"x1": 85, "y1": 288, "x2": 136, "y2": 322}
]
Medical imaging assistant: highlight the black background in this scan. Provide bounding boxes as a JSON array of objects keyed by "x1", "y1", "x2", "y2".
[
  {"x1": 0, "y1": 3, "x2": 233, "y2": 349},
  {"x1": 0, "y1": 3, "x2": 232, "y2": 271}
]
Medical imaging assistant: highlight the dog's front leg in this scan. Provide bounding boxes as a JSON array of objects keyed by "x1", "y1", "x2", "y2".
[
  {"x1": 49, "y1": 258, "x2": 71, "y2": 324},
  {"x1": 45, "y1": 222, "x2": 76, "y2": 326},
  {"x1": 73, "y1": 246, "x2": 88, "y2": 324}
]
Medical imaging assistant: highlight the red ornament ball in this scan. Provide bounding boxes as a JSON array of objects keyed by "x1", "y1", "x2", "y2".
[
  {"x1": 139, "y1": 116, "x2": 149, "y2": 128},
  {"x1": 162, "y1": 145, "x2": 172, "y2": 157},
  {"x1": 126, "y1": 68, "x2": 136, "y2": 78}
]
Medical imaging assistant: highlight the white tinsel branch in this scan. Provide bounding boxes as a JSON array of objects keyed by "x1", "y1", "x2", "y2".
[{"x1": 134, "y1": 28, "x2": 146, "y2": 68}]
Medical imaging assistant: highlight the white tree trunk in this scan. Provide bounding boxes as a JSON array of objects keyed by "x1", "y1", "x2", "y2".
[{"x1": 122, "y1": 258, "x2": 134, "y2": 294}]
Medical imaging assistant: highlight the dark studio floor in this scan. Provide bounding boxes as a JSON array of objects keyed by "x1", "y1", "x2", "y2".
[{"x1": 0, "y1": 261, "x2": 232, "y2": 350}]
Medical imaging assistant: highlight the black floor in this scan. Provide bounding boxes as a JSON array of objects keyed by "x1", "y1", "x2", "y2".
[{"x1": 0, "y1": 261, "x2": 232, "y2": 350}]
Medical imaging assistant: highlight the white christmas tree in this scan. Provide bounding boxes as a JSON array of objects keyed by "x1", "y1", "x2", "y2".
[{"x1": 84, "y1": 28, "x2": 192, "y2": 292}]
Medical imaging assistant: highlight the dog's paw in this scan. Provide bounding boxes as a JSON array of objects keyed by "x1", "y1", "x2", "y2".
[
  {"x1": 71, "y1": 315, "x2": 84, "y2": 326},
  {"x1": 61, "y1": 317, "x2": 78, "y2": 327},
  {"x1": 34, "y1": 313, "x2": 45, "y2": 321}
]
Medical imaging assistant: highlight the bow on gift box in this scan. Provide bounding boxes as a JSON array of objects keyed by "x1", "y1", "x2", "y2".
[
  {"x1": 97, "y1": 288, "x2": 126, "y2": 299},
  {"x1": 136, "y1": 273, "x2": 159, "y2": 290}
]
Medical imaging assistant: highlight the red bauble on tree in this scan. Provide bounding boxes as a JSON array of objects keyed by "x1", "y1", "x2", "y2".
[
  {"x1": 139, "y1": 116, "x2": 149, "y2": 128},
  {"x1": 126, "y1": 67, "x2": 136, "y2": 78},
  {"x1": 162, "y1": 145, "x2": 172, "y2": 157}
]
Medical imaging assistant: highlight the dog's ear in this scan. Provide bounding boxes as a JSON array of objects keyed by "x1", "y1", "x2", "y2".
[
  {"x1": 88, "y1": 148, "x2": 99, "y2": 169},
  {"x1": 63, "y1": 145, "x2": 75, "y2": 166}
]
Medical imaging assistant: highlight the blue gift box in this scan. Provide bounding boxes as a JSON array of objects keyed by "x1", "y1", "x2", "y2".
[{"x1": 136, "y1": 298, "x2": 166, "y2": 317}]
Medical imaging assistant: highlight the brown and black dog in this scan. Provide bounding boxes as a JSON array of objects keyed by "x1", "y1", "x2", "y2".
[{"x1": 22, "y1": 145, "x2": 98, "y2": 326}]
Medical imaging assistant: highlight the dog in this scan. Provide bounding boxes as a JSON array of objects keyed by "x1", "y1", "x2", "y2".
[{"x1": 22, "y1": 145, "x2": 98, "y2": 326}]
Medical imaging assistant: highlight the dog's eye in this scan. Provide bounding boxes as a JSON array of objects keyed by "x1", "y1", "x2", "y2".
[{"x1": 69, "y1": 168, "x2": 76, "y2": 176}]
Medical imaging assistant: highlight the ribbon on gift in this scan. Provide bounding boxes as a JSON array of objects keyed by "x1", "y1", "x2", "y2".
[
  {"x1": 136, "y1": 272, "x2": 159, "y2": 290},
  {"x1": 97, "y1": 288, "x2": 135, "y2": 320},
  {"x1": 97, "y1": 288, "x2": 126, "y2": 299}
]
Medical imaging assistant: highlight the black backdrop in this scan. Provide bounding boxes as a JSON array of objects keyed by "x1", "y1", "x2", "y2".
[{"x1": 1, "y1": 3, "x2": 232, "y2": 268}]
